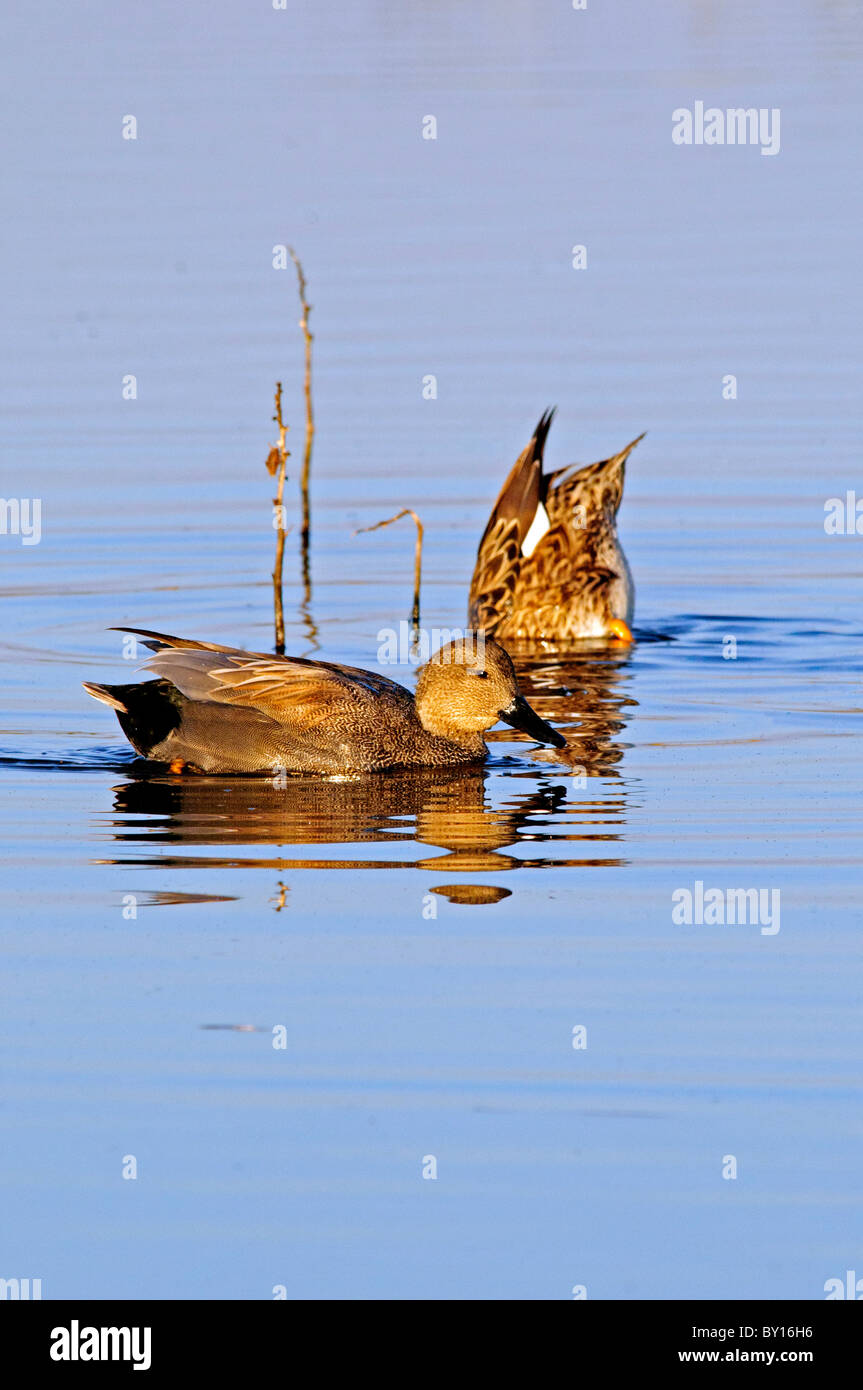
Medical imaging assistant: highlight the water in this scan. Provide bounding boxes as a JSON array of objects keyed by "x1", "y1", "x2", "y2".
[{"x1": 1, "y1": 0, "x2": 862, "y2": 1300}]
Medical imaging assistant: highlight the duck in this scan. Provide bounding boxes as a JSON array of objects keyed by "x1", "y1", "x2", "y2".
[
  {"x1": 468, "y1": 410, "x2": 644, "y2": 642},
  {"x1": 83, "y1": 628, "x2": 566, "y2": 775}
]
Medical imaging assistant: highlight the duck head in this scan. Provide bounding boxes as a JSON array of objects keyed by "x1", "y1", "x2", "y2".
[{"x1": 415, "y1": 636, "x2": 566, "y2": 748}]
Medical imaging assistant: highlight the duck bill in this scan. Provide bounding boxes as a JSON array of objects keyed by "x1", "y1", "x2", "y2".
[{"x1": 498, "y1": 695, "x2": 567, "y2": 748}]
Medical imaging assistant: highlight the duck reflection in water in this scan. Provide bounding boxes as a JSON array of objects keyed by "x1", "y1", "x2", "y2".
[{"x1": 506, "y1": 641, "x2": 637, "y2": 772}]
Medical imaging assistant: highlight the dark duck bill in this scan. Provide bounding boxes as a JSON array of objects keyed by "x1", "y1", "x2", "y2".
[{"x1": 497, "y1": 694, "x2": 567, "y2": 748}]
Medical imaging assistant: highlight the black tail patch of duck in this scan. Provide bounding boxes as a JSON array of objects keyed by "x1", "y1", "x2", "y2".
[{"x1": 86, "y1": 678, "x2": 183, "y2": 757}]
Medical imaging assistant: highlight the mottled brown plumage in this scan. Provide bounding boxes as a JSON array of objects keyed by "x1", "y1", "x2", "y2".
[
  {"x1": 83, "y1": 628, "x2": 565, "y2": 775},
  {"x1": 469, "y1": 411, "x2": 644, "y2": 641}
]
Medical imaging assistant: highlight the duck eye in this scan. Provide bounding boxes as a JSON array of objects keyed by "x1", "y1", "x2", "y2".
[{"x1": 469, "y1": 669, "x2": 489, "y2": 679}]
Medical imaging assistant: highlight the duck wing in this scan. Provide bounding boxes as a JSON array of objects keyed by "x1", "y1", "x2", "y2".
[
  {"x1": 113, "y1": 628, "x2": 414, "y2": 728},
  {"x1": 468, "y1": 409, "x2": 555, "y2": 634}
]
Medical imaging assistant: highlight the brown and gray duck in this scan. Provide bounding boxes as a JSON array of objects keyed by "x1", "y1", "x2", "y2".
[{"x1": 83, "y1": 628, "x2": 566, "y2": 775}]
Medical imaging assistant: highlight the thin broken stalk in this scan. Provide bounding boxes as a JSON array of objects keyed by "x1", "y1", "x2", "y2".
[
  {"x1": 354, "y1": 508, "x2": 424, "y2": 634},
  {"x1": 267, "y1": 382, "x2": 291, "y2": 655},
  {"x1": 288, "y1": 248, "x2": 314, "y2": 559}
]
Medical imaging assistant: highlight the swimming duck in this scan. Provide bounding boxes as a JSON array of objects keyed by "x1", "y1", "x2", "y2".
[
  {"x1": 83, "y1": 628, "x2": 566, "y2": 775},
  {"x1": 468, "y1": 410, "x2": 644, "y2": 642}
]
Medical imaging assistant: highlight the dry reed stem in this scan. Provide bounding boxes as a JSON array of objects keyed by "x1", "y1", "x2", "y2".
[
  {"x1": 270, "y1": 381, "x2": 291, "y2": 654},
  {"x1": 288, "y1": 248, "x2": 314, "y2": 553},
  {"x1": 354, "y1": 508, "x2": 424, "y2": 633}
]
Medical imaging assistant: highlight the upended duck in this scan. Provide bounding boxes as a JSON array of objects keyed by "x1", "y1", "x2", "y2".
[
  {"x1": 83, "y1": 628, "x2": 566, "y2": 775},
  {"x1": 468, "y1": 410, "x2": 644, "y2": 642}
]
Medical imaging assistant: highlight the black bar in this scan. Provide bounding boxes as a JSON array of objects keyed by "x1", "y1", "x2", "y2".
[{"x1": 4, "y1": 1299, "x2": 860, "y2": 1375}]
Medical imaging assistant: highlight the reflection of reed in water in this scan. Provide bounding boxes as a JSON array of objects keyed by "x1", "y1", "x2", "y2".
[{"x1": 98, "y1": 755, "x2": 629, "y2": 873}]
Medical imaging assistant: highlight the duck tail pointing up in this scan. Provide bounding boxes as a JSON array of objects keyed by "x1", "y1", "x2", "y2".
[
  {"x1": 616, "y1": 430, "x2": 646, "y2": 463},
  {"x1": 532, "y1": 407, "x2": 557, "y2": 467}
]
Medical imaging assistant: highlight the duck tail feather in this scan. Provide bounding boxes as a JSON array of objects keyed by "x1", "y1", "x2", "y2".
[
  {"x1": 532, "y1": 407, "x2": 556, "y2": 465},
  {"x1": 108, "y1": 627, "x2": 240, "y2": 654},
  {"x1": 82, "y1": 681, "x2": 128, "y2": 712}
]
